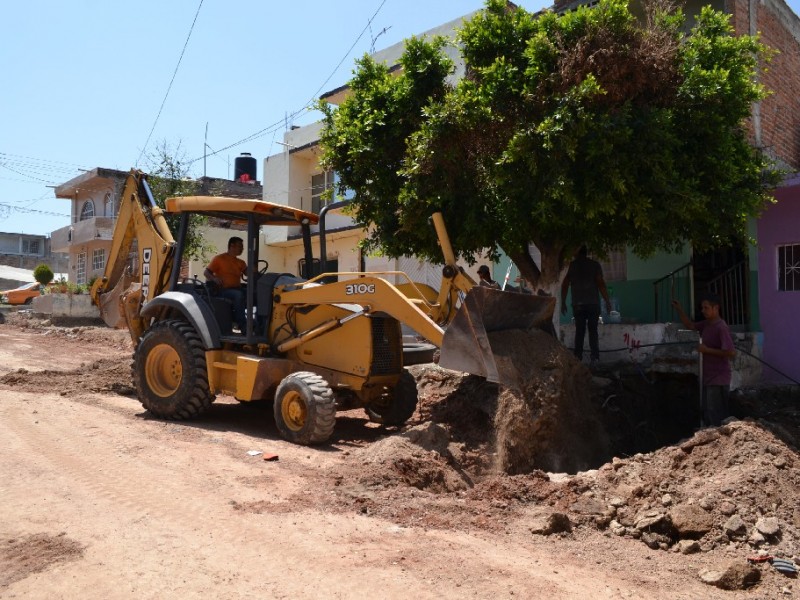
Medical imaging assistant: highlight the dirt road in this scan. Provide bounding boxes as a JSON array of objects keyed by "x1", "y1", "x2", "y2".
[{"x1": 1, "y1": 317, "x2": 796, "y2": 598}]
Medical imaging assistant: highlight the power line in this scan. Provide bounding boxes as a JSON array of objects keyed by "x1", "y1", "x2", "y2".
[
  {"x1": 0, "y1": 202, "x2": 69, "y2": 218},
  {"x1": 0, "y1": 162, "x2": 54, "y2": 184},
  {"x1": 0, "y1": 151, "x2": 88, "y2": 170},
  {"x1": 136, "y1": 0, "x2": 205, "y2": 168},
  {"x1": 189, "y1": 0, "x2": 389, "y2": 166},
  {"x1": 308, "y1": 0, "x2": 389, "y2": 105}
]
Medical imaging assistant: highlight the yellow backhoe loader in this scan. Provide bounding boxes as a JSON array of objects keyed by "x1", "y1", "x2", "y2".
[{"x1": 92, "y1": 169, "x2": 554, "y2": 444}]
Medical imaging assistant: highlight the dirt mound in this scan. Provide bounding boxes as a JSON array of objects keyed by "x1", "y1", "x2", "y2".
[
  {"x1": 333, "y1": 422, "x2": 470, "y2": 494},
  {"x1": 0, "y1": 357, "x2": 134, "y2": 397},
  {"x1": 0, "y1": 313, "x2": 134, "y2": 396},
  {"x1": 577, "y1": 420, "x2": 800, "y2": 555},
  {"x1": 413, "y1": 329, "x2": 609, "y2": 475},
  {"x1": 490, "y1": 329, "x2": 610, "y2": 474},
  {"x1": 4, "y1": 313, "x2": 132, "y2": 350}
]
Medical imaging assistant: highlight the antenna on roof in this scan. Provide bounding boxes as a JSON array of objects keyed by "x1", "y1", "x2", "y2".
[{"x1": 370, "y1": 25, "x2": 392, "y2": 54}]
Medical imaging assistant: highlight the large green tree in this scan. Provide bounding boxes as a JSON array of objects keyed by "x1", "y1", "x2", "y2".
[{"x1": 319, "y1": 0, "x2": 779, "y2": 290}]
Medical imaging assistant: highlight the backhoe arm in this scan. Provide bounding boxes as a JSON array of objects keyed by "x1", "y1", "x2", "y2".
[
  {"x1": 90, "y1": 170, "x2": 175, "y2": 338},
  {"x1": 395, "y1": 212, "x2": 478, "y2": 326},
  {"x1": 276, "y1": 277, "x2": 445, "y2": 347}
]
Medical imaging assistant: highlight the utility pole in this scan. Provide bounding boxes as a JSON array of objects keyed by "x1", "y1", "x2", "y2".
[{"x1": 204, "y1": 122, "x2": 209, "y2": 179}]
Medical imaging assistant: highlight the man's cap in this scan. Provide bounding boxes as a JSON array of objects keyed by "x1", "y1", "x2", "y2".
[{"x1": 477, "y1": 265, "x2": 490, "y2": 274}]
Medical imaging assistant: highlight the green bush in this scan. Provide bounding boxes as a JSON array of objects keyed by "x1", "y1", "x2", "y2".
[{"x1": 33, "y1": 264, "x2": 54, "y2": 286}]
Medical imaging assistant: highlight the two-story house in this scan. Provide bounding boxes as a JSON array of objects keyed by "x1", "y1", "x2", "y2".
[{"x1": 52, "y1": 161, "x2": 263, "y2": 286}]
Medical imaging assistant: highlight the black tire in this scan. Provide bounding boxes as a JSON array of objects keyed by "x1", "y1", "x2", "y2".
[
  {"x1": 365, "y1": 370, "x2": 418, "y2": 426},
  {"x1": 402, "y1": 342, "x2": 437, "y2": 366},
  {"x1": 133, "y1": 319, "x2": 215, "y2": 419},
  {"x1": 24, "y1": 297, "x2": 33, "y2": 305},
  {"x1": 273, "y1": 372, "x2": 336, "y2": 445}
]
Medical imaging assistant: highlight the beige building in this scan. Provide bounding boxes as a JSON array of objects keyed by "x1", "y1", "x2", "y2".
[
  {"x1": 52, "y1": 166, "x2": 263, "y2": 285},
  {"x1": 51, "y1": 168, "x2": 128, "y2": 285}
]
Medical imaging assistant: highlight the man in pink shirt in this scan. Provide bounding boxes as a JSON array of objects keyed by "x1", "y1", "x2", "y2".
[{"x1": 672, "y1": 294, "x2": 736, "y2": 426}]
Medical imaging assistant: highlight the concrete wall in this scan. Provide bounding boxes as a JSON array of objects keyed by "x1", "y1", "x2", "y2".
[
  {"x1": 559, "y1": 322, "x2": 762, "y2": 389},
  {"x1": 30, "y1": 293, "x2": 100, "y2": 319}
]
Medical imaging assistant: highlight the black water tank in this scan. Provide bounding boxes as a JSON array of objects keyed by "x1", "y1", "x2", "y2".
[{"x1": 234, "y1": 152, "x2": 257, "y2": 182}]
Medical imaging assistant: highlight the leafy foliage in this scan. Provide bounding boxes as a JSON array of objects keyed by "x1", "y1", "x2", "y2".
[
  {"x1": 145, "y1": 141, "x2": 214, "y2": 262},
  {"x1": 319, "y1": 0, "x2": 779, "y2": 287},
  {"x1": 33, "y1": 263, "x2": 54, "y2": 286}
]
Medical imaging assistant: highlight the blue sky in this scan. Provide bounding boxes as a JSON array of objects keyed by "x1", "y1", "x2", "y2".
[{"x1": 1, "y1": 0, "x2": 797, "y2": 236}]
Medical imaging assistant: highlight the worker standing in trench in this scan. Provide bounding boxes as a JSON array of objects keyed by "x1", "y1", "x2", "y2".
[
  {"x1": 671, "y1": 294, "x2": 736, "y2": 427},
  {"x1": 560, "y1": 245, "x2": 611, "y2": 365}
]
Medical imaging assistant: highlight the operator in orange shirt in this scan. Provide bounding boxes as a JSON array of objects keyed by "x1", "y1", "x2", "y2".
[{"x1": 204, "y1": 236, "x2": 247, "y2": 332}]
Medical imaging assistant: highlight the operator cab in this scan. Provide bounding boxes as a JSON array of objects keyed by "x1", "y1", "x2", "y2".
[{"x1": 166, "y1": 196, "x2": 319, "y2": 345}]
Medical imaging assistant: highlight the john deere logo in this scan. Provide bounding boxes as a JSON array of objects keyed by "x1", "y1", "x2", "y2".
[{"x1": 141, "y1": 248, "x2": 152, "y2": 302}]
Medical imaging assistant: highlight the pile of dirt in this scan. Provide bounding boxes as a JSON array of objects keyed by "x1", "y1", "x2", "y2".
[
  {"x1": 0, "y1": 358, "x2": 134, "y2": 397},
  {"x1": 412, "y1": 329, "x2": 610, "y2": 475},
  {"x1": 0, "y1": 313, "x2": 134, "y2": 396},
  {"x1": 4, "y1": 312, "x2": 132, "y2": 350},
  {"x1": 579, "y1": 420, "x2": 799, "y2": 554},
  {"x1": 327, "y1": 413, "x2": 799, "y2": 562},
  {"x1": 324, "y1": 349, "x2": 799, "y2": 564},
  {"x1": 490, "y1": 329, "x2": 610, "y2": 474}
]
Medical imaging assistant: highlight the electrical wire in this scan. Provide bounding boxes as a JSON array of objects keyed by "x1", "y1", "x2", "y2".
[
  {"x1": 0, "y1": 202, "x2": 69, "y2": 218},
  {"x1": 188, "y1": 0, "x2": 389, "y2": 166},
  {"x1": 565, "y1": 338, "x2": 800, "y2": 388},
  {"x1": 135, "y1": 0, "x2": 205, "y2": 168}
]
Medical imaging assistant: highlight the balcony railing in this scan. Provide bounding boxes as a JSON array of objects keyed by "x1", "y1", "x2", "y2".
[{"x1": 50, "y1": 217, "x2": 115, "y2": 252}]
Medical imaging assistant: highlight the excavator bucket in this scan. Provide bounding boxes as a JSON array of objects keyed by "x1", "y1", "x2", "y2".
[
  {"x1": 438, "y1": 286, "x2": 556, "y2": 389},
  {"x1": 97, "y1": 273, "x2": 132, "y2": 329}
]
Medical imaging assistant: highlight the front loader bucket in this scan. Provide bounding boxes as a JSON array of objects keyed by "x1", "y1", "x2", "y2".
[{"x1": 438, "y1": 286, "x2": 556, "y2": 389}]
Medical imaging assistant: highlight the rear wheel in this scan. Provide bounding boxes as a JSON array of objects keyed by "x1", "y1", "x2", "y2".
[
  {"x1": 365, "y1": 370, "x2": 418, "y2": 426},
  {"x1": 133, "y1": 319, "x2": 215, "y2": 419},
  {"x1": 273, "y1": 372, "x2": 336, "y2": 445}
]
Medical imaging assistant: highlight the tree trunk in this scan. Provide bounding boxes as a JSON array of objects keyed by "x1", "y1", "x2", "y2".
[
  {"x1": 508, "y1": 243, "x2": 569, "y2": 331},
  {"x1": 508, "y1": 242, "x2": 565, "y2": 292}
]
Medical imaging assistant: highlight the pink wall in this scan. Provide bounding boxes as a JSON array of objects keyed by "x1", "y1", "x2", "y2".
[{"x1": 757, "y1": 177, "x2": 800, "y2": 383}]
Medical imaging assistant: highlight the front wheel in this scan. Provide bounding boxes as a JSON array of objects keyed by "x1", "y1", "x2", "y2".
[
  {"x1": 133, "y1": 320, "x2": 215, "y2": 419},
  {"x1": 402, "y1": 342, "x2": 437, "y2": 366},
  {"x1": 273, "y1": 372, "x2": 336, "y2": 445},
  {"x1": 365, "y1": 370, "x2": 418, "y2": 426}
]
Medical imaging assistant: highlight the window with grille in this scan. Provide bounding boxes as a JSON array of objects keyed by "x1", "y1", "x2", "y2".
[
  {"x1": 92, "y1": 248, "x2": 105, "y2": 271},
  {"x1": 778, "y1": 243, "x2": 800, "y2": 291},
  {"x1": 77, "y1": 252, "x2": 87, "y2": 285},
  {"x1": 80, "y1": 200, "x2": 95, "y2": 221},
  {"x1": 311, "y1": 171, "x2": 334, "y2": 214},
  {"x1": 21, "y1": 239, "x2": 40, "y2": 255},
  {"x1": 593, "y1": 249, "x2": 627, "y2": 282}
]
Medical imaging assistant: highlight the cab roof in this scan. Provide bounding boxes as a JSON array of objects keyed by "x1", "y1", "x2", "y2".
[{"x1": 164, "y1": 196, "x2": 320, "y2": 226}]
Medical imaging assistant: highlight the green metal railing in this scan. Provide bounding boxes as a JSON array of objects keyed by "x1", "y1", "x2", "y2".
[{"x1": 653, "y1": 262, "x2": 692, "y2": 323}]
